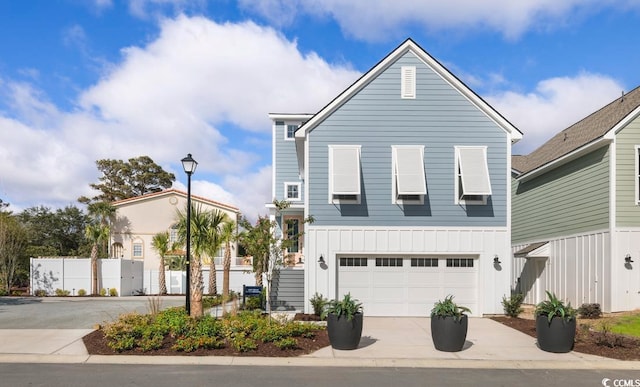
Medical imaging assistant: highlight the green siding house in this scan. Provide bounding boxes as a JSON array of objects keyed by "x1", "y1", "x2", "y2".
[{"x1": 512, "y1": 87, "x2": 640, "y2": 312}]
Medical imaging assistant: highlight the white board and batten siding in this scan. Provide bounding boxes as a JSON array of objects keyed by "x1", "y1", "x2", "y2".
[
  {"x1": 305, "y1": 226, "x2": 510, "y2": 316},
  {"x1": 511, "y1": 230, "x2": 611, "y2": 311},
  {"x1": 612, "y1": 229, "x2": 640, "y2": 312}
]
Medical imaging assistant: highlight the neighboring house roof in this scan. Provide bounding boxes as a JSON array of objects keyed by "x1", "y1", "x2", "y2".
[
  {"x1": 111, "y1": 189, "x2": 240, "y2": 213},
  {"x1": 511, "y1": 155, "x2": 528, "y2": 174},
  {"x1": 514, "y1": 86, "x2": 640, "y2": 178},
  {"x1": 291, "y1": 38, "x2": 522, "y2": 175},
  {"x1": 514, "y1": 241, "x2": 549, "y2": 257}
]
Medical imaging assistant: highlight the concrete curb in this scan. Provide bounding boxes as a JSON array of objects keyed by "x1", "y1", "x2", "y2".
[{"x1": 0, "y1": 354, "x2": 638, "y2": 370}]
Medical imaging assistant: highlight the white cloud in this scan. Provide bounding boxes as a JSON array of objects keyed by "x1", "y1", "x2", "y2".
[
  {"x1": 486, "y1": 73, "x2": 624, "y2": 154},
  {"x1": 239, "y1": 0, "x2": 624, "y2": 41},
  {"x1": 0, "y1": 16, "x2": 359, "y2": 220}
]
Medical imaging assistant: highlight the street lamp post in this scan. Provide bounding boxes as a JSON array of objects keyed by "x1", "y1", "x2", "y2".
[{"x1": 181, "y1": 153, "x2": 198, "y2": 316}]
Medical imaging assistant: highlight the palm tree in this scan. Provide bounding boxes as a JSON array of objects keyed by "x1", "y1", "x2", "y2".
[
  {"x1": 151, "y1": 231, "x2": 170, "y2": 295},
  {"x1": 176, "y1": 203, "x2": 213, "y2": 318},
  {"x1": 204, "y1": 210, "x2": 228, "y2": 297},
  {"x1": 87, "y1": 201, "x2": 116, "y2": 257},
  {"x1": 220, "y1": 220, "x2": 237, "y2": 299},
  {"x1": 85, "y1": 223, "x2": 109, "y2": 295}
]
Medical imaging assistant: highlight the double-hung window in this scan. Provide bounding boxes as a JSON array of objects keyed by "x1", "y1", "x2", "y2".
[
  {"x1": 455, "y1": 146, "x2": 491, "y2": 204},
  {"x1": 328, "y1": 145, "x2": 361, "y2": 204},
  {"x1": 392, "y1": 145, "x2": 426, "y2": 204}
]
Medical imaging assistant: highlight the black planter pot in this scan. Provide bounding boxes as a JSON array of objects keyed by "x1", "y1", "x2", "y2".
[
  {"x1": 536, "y1": 315, "x2": 576, "y2": 353},
  {"x1": 430, "y1": 315, "x2": 468, "y2": 352},
  {"x1": 326, "y1": 313, "x2": 363, "y2": 350}
]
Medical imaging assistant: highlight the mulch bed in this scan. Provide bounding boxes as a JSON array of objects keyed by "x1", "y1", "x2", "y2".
[
  {"x1": 491, "y1": 316, "x2": 640, "y2": 360},
  {"x1": 82, "y1": 328, "x2": 329, "y2": 357}
]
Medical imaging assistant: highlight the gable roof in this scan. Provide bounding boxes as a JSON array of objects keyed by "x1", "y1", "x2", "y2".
[
  {"x1": 514, "y1": 241, "x2": 549, "y2": 257},
  {"x1": 111, "y1": 189, "x2": 240, "y2": 213},
  {"x1": 515, "y1": 86, "x2": 640, "y2": 178},
  {"x1": 294, "y1": 38, "x2": 523, "y2": 142}
]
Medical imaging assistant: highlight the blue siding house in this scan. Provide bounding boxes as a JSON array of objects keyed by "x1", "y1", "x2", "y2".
[{"x1": 269, "y1": 39, "x2": 522, "y2": 316}]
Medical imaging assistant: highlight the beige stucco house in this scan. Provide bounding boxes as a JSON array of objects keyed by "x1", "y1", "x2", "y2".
[{"x1": 110, "y1": 189, "x2": 241, "y2": 271}]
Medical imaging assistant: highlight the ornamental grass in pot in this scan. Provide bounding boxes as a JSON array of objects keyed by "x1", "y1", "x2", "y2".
[
  {"x1": 322, "y1": 293, "x2": 363, "y2": 350},
  {"x1": 535, "y1": 291, "x2": 577, "y2": 353},
  {"x1": 430, "y1": 295, "x2": 471, "y2": 352}
]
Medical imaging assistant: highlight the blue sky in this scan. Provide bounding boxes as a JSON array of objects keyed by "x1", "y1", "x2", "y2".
[{"x1": 1, "y1": 0, "x2": 640, "y2": 220}]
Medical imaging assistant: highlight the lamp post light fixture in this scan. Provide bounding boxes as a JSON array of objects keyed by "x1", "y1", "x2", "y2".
[{"x1": 181, "y1": 153, "x2": 198, "y2": 315}]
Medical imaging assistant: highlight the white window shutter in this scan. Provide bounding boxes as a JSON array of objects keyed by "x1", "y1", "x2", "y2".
[
  {"x1": 458, "y1": 147, "x2": 492, "y2": 195},
  {"x1": 401, "y1": 66, "x2": 416, "y2": 99},
  {"x1": 331, "y1": 146, "x2": 360, "y2": 195},
  {"x1": 394, "y1": 146, "x2": 426, "y2": 195}
]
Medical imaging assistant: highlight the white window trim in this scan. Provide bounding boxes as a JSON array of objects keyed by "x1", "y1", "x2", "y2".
[
  {"x1": 392, "y1": 145, "x2": 426, "y2": 204},
  {"x1": 401, "y1": 66, "x2": 416, "y2": 99},
  {"x1": 284, "y1": 182, "x2": 302, "y2": 201},
  {"x1": 328, "y1": 145, "x2": 361, "y2": 204},
  {"x1": 132, "y1": 239, "x2": 144, "y2": 259},
  {"x1": 635, "y1": 145, "x2": 640, "y2": 204},
  {"x1": 283, "y1": 123, "x2": 298, "y2": 141},
  {"x1": 454, "y1": 146, "x2": 491, "y2": 205}
]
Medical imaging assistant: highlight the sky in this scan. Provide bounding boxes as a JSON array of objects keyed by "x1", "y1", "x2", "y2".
[{"x1": 1, "y1": 0, "x2": 640, "y2": 220}]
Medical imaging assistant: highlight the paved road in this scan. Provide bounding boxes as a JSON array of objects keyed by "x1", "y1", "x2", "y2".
[
  {"x1": 1, "y1": 364, "x2": 639, "y2": 387},
  {"x1": 0, "y1": 296, "x2": 185, "y2": 328}
]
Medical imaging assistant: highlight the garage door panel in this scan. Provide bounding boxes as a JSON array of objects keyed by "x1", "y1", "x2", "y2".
[{"x1": 338, "y1": 257, "x2": 478, "y2": 317}]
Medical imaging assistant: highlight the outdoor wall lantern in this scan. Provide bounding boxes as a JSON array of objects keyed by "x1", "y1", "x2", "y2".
[
  {"x1": 625, "y1": 254, "x2": 634, "y2": 264},
  {"x1": 181, "y1": 153, "x2": 198, "y2": 316},
  {"x1": 493, "y1": 255, "x2": 501, "y2": 264},
  {"x1": 318, "y1": 254, "x2": 325, "y2": 264}
]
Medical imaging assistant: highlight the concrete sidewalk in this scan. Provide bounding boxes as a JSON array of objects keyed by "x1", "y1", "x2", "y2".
[{"x1": 0, "y1": 317, "x2": 638, "y2": 369}]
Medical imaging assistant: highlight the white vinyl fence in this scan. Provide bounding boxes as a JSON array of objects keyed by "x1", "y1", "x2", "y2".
[
  {"x1": 30, "y1": 257, "x2": 257, "y2": 296},
  {"x1": 30, "y1": 257, "x2": 143, "y2": 296},
  {"x1": 143, "y1": 268, "x2": 256, "y2": 295}
]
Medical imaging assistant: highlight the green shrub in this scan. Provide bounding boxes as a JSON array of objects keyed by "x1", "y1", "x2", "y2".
[
  {"x1": 172, "y1": 336, "x2": 224, "y2": 352},
  {"x1": 578, "y1": 303, "x2": 602, "y2": 319},
  {"x1": 77, "y1": 289, "x2": 87, "y2": 296},
  {"x1": 0, "y1": 289, "x2": 8, "y2": 296},
  {"x1": 502, "y1": 293, "x2": 524, "y2": 317},
  {"x1": 310, "y1": 292, "x2": 327, "y2": 317},
  {"x1": 430, "y1": 295, "x2": 470, "y2": 321},
  {"x1": 99, "y1": 288, "x2": 107, "y2": 296},
  {"x1": 275, "y1": 337, "x2": 298, "y2": 350},
  {"x1": 34, "y1": 289, "x2": 47, "y2": 297},
  {"x1": 243, "y1": 296, "x2": 262, "y2": 310},
  {"x1": 109, "y1": 288, "x2": 118, "y2": 297},
  {"x1": 203, "y1": 295, "x2": 224, "y2": 309},
  {"x1": 535, "y1": 291, "x2": 576, "y2": 322},
  {"x1": 322, "y1": 293, "x2": 363, "y2": 321},
  {"x1": 55, "y1": 288, "x2": 70, "y2": 296},
  {"x1": 100, "y1": 304, "x2": 325, "y2": 354},
  {"x1": 229, "y1": 333, "x2": 258, "y2": 352}
]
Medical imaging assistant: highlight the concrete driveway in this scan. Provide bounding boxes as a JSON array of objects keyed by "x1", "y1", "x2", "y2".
[{"x1": 0, "y1": 296, "x2": 184, "y2": 328}]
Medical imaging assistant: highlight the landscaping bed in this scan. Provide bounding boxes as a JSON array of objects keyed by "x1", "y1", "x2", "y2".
[
  {"x1": 83, "y1": 308, "x2": 329, "y2": 357},
  {"x1": 491, "y1": 316, "x2": 640, "y2": 360}
]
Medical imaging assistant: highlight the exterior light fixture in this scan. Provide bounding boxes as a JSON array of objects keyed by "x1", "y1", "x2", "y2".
[
  {"x1": 318, "y1": 254, "x2": 325, "y2": 264},
  {"x1": 493, "y1": 255, "x2": 501, "y2": 264},
  {"x1": 181, "y1": 153, "x2": 198, "y2": 315},
  {"x1": 625, "y1": 254, "x2": 634, "y2": 264}
]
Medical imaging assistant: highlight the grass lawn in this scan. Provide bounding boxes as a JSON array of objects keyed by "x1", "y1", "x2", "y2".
[{"x1": 610, "y1": 314, "x2": 640, "y2": 337}]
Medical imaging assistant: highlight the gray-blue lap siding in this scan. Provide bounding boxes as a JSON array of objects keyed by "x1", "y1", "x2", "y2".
[{"x1": 306, "y1": 52, "x2": 508, "y2": 227}]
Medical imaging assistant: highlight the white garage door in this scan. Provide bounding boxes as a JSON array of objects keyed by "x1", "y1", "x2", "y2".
[{"x1": 337, "y1": 256, "x2": 478, "y2": 316}]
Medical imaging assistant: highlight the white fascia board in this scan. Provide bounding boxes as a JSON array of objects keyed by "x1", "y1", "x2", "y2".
[
  {"x1": 517, "y1": 137, "x2": 612, "y2": 183},
  {"x1": 603, "y1": 105, "x2": 640, "y2": 139},
  {"x1": 268, "y1": 113, "x2": 314, "y2": 121},
  {"x1": 295, "y1": 40, "x2": 522, "y2": 142}
]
